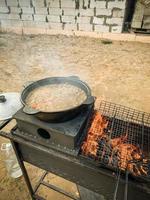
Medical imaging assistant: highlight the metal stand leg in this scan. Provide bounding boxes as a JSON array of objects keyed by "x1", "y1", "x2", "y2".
[
  {"x1": 77, "y1": 185, "x2": 104, "y2": 200},
  {"x1": 10, "y1": 140, "x2": 101, "y2": 200},
  {"x1": 10, "y1": 141, "x2": 78, "y2": 200},
  {"x1": 11, "y1": 141, "x2": 36, "y2": 200},
  {"x1": 34, "y1": 171, "x2": 79, "y2": 200}
]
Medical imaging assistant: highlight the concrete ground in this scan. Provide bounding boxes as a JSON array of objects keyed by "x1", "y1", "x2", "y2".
[{"x1": 0, "y1": 33, "x2": 150, "y2": 200}]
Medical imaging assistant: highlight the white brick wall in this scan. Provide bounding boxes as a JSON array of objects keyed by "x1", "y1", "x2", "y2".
[
  {"x1": 111, "y1": 25, "x2": 122, "y2": 33},
  {"x1": 49, "y1": 8, "x2": 62, "y2": 15},
  {"x1": 32, "y1": 0, "x2": 45, "y2": 7},
  {"x1": 19, "y1": 0, "x2": 31, "y2": 7},
  {"x1": 0, "y1": 13, "x2": 20, "y2": 20},
  {"x1": 23, "y1": 21, "x2": 47, "y2": 28},
  {"x1": 90, "y1": 0, "x2": 96, "y2": 9},
  {"x1": 7, "y1": 0, "x2": 18, "y2": 7},
  {"x1": 0, "y1": 0, "x2": 127, "y2": 33},
  {"x1": 95, "y1": 1, "x2": 106, "y2": 9},
  {"x1": 47, "y1": 15, "x2": 60, "y2": 22},
  {"x1": 22, "y1": 7, "x2": 34, "y2": 14},
  {"x1": 79, "y1": 23, "x2": 93, "y2": 31},
  {"x1": 61, "y1": 0, "x2": 75, "y2": 8},
  {"x1": 96, "y1": 9, "x2": 112, "y2": 16},
  {"x1": 62, "y1": 15, "x2": 75, "y2": 23},
  {"x1": 106, "y1": 17, "x2": 123, "y2": 25},
  {"x1": 83, "y1": 0, "x2": 89, "y2": 9},
  {"x1": 0, "y1": 19, "x2": 23, "y2": 27},
  {"x1": 49, "y1": 22, "x2": 62, "y2": 29},
  {"x1": 112, "y1": 9, "x2": 125, "y2": 18},
  {"x1": 94, "y1": 25, "x2": 109, "y2": 33},
  {"x1": 80, "y1": 9, "x2": 94, "y2": 17},
  {"x1": 64, "y1": 23, "x2": 77, "y2": 31},
  {"x1": 0, "y1": 0, "x2": 6, "y2": 7},
  {"x1": 35, "y1": 7, "x2": 48, "y2": 14},
  {"x1": 63, "y1": 8, "x2": 79, "y2": 16},
  {"x1": 108, "y1": 1, "x2": 126, "y2": 9},
  {"x1": 0, "y1": 7, "x2": 9, "y2": 14},
  {"x1": 10, "y1": 7, "x2": 22, "y2": 14},
  {"x1": 93, "y1": 17, "x2": 104, "y2": 25},
  {"x1": 34, "y1": 14, "x2": 46, "y2": 22},
  {"x1": 22, "y1": 14, "x2": 33, "y2": 21},
  {"x1": 77, "y1": 16, "x2": 91, "y2": 24},
  {"x1": 79, "y1": 0, "x2": 84, "y2": 8},
  {"x1": 47, "y1": 0, "x2": 60, "y2": 8},
  {"x1": 90, "y1": 0, "x2": 106, "y2": 9}
]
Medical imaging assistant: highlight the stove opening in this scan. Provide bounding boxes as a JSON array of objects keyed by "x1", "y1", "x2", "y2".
[{"x1": 37, "y1": 128, "x2": 51, "y2": 139}]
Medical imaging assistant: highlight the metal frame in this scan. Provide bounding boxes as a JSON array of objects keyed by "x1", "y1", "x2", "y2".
[
  {"x1": 1, "y1": 135, "x2": 105, "y2": 200},
  {"x1": 0, "y1": 120, "x2": 80, "y2": 200},
  {"x1": 11, "y1": 138, "x2": 105, "y2": 200},
  {"x1": 0, "y1": 120, "x2": 103, "y2": 200},
  {"x1": 0, "y1": 120, "x2": 150, "y2": 200},
  {"x1": 11, "y1": 140, "x2": 81, "y2": 200}
]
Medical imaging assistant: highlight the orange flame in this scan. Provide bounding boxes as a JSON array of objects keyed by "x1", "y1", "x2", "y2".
[
  {"x1": 81, "y1": 111, "x2": 148, "y2": 176},
  {"x1": 81, "y1": 111, "x2": 108, "y2": 156}
]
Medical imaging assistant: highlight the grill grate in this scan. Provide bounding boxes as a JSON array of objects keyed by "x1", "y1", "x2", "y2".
[
  {"x1": 81, "y1": 101, "x2": 150, "y2": 179},
  {"x1": 99, "y1": 101, "x2": 150, "y2": 152}
]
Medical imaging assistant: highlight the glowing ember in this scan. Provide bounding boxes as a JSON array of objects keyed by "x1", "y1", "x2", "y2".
[
  {"x1": 81, "y1": 111, "x2": 108, "y2": 156},
  {"x1": 81, "y1": 111, "x2": 149, "y2": 177},
  {"x1": 110, "y1": 134, "x2": 127, "y2": 148}
]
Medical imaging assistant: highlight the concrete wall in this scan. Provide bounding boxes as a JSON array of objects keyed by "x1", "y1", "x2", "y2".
[{"x1": 0, "y1": 0, "x2": 127, "y2": 34}]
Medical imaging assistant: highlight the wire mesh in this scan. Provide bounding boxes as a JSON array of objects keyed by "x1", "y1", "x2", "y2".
[
  {"x1": 81, "y1": 101, "x2": 150, "y2": 179},
  {"x1": 99, "y1": 101, "x2": 150, "y2": 151}
]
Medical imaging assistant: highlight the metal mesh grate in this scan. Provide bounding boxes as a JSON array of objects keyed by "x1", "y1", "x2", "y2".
[
  {"x1": 81, "y1": 101, "x2": 150, "y2": 179},
  {"x1": 99, "y1": 101, "x2": 150, "y2": 126},
  {"x1": 99, "y1": 101, "x2": 150, "y2": 152}
]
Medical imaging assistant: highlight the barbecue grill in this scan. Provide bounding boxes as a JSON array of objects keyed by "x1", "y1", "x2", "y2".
[
  {"x1": 81, "y1": 101, "x2": 150, "y2": 181},
  {"x1": 0, "y1": 101, "x2": 150, "y2": 200}
]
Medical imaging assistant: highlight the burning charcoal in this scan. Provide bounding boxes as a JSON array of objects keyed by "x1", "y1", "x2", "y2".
[
  {"x1": 97, "y1": 148, "x2": 103, "y2": 157},
  {"x1": 99, "y1": 138, "x2": 107, "y2": 146},
  {"x1": 81, "y1": 111, "x2": 108, "y2": 158},
  {"x1": 141, "y1": 162, "x2": 150, "y2": 176},
  {"x1": 131, "y1": 149, "x2": 142, "y2": 161},
  {"x1": 133, "y1": 164, "x2": 141, "y2": 176},
  {"x1": 82, "y1": 109, "x2": 150, "y2": 179},
  {"x1": 98, "y1": 140, "x2": 107, "y2": 153},
  {"x1": 102, "y1": 155, "x2": 110, "y2": 164},
  {"x1": 143, "y1": 158, "x2": 149, "y2": 164},
  {"x1": 97, "y1": 149, "x2": 103, "y2": 158},
  {"x1": 140, "y1": 166, "x2": 148, "y2": 176},
  {"x1": 99, "y1": 137, "x2": 110, "y2": 149},
  {"x1": 103, "y1": 128, "x2": 109, "y2": 134},
  {"x1": 105, "y1": 148, "x2": 112, "y2": 159},
  {"x1": 111, "y1": 156, "x2": 119, "y2": 168},
  {"x1": 110, "y1": 134, "x2": 127, "y2": 148}
]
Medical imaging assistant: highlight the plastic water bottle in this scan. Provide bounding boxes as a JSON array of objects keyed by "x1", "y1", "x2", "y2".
[{"x1": 1, "y1": 143, "x2": 22, "y2": 178}]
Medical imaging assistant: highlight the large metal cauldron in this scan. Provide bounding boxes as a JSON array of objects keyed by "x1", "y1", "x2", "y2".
[{"x1": 21, "y1": 76, "x2": 95, "y2": 122}]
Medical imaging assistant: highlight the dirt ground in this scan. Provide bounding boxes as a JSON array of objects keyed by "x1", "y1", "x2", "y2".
[{"x1": 0, "y1": 33, "x2": 150, "y2": 200}]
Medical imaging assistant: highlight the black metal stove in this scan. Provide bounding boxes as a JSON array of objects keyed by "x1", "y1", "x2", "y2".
[
  {"x1": 0, "y1": 101, "x2": 150, "y2": 200},
  {"x1": 13, "y1": 104, "x2": 93, "y2": 155}
]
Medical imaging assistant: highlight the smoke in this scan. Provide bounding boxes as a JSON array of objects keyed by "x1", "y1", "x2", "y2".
[
  {"x1": 16, "y1": 35, "x2": 91, "y2": 88},
  {"x1": 18, "y1": 49, "x2": 75, "y2": 81}
]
